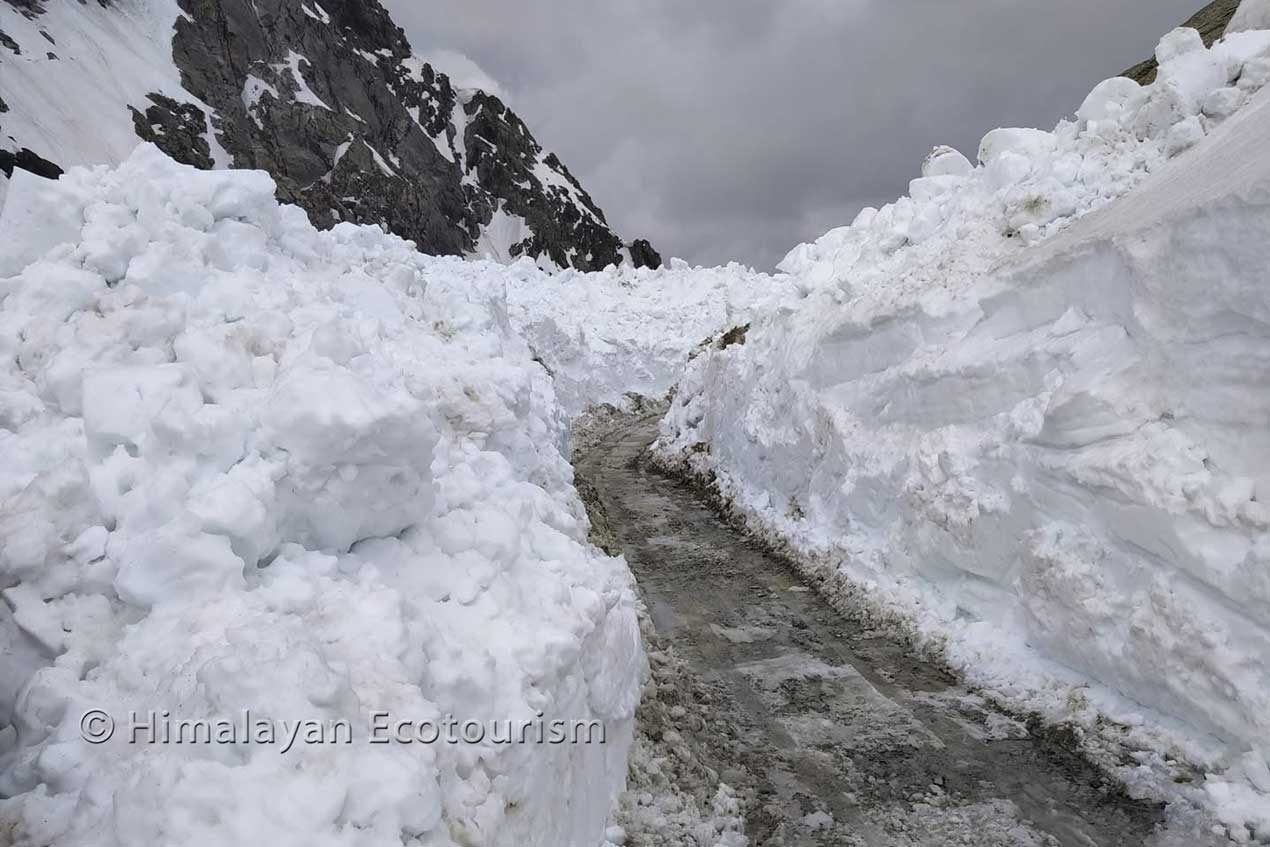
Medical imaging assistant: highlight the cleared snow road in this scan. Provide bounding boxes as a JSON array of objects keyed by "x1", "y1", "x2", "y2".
[{"x1": 577, "y1": 414, "x2": 1185, "y2": 847}]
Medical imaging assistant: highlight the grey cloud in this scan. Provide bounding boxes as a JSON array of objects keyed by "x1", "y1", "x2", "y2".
[{"x1": 383, "y1": 0, "x2": 1204, "y2": 269}]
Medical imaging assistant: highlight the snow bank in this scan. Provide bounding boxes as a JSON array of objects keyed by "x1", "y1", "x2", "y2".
[
  {"x1": 656, "y1": 23, "x2": 1270, "y2": 836},
  {"x1": 0, "y1": 146, "x2": 641, "y2": 847},
  {"x1": 506, "y1": 260, "x2": 792, "y2": 416}
]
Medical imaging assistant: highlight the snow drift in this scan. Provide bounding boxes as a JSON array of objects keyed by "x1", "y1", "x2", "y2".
[
  {"x1": 506, "y1": 259, "x2": 789, "y2": 417},
  {"x1": 656, "y1": 23, "x2": 1270, "y2": 837},
  {"x1": 0, "y1": 147, "x2": 641, "y2": 847}
]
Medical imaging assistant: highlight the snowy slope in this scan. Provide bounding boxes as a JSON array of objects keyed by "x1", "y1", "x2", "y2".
[
  {"x1": 0, "y1": 0, "x2": 218, "y2": 205},
  {"x1": 656, "y1": 23, "x2": 1270, "y2": 837},
  {"x1": 0, "y1": 147, "x2": 641, "y2": 847},
  {"x1": 0, "y1": 0, "x2": 219, "y2": 187}
]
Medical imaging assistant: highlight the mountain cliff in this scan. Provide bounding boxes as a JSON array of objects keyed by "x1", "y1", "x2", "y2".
[{"x1": 0, "y1": 0, "x2": 660, "y2": 271}]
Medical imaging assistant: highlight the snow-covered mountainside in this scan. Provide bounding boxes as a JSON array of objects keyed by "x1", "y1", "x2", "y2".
[
  {"x1": 656, "y1": 22, "x2": 1270, "y2": 837},
  {"x1": 0, "y1": 0, "x2": 659, "y2": 272},
  {"x1": 0, "y1": 147, "x2": 642, "y2": 846}
]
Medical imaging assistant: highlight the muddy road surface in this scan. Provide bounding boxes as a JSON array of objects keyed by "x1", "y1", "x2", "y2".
[{"x1": 576, "y1": 413, "x2": 1193, "y2": 847}]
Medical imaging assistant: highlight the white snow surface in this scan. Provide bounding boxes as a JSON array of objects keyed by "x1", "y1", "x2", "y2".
[
  {"x1": 505, "y1": 260, "x2": 793, "y2": 417},
  {"x1": 0, "y1": 146, "x2": 642, "y2": 847},
  {"x1": 656, "y1": 24, "x2": 1270, "y2": 838}
]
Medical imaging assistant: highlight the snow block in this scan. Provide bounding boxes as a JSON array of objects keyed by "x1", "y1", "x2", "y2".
[{"x1": 1228, "y1": 0, "x2": 1270, "y2": 35}]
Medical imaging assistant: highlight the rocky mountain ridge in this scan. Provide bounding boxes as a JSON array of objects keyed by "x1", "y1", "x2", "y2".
[{"x1": 0, "y1": 0, "x2": 660, "y2": 271}]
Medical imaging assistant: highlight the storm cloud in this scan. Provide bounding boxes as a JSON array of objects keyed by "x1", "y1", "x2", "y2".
[{"x1": 384, "y1": 1, "x2": 1204, "y2": 269}]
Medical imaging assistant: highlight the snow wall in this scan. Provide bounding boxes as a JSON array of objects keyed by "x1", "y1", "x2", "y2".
[
  {"x1": 0, "y1": 147, "x2": 642, "y2": 847},
  {"x1": 657, "y1": 25, "x2": 1270, "y2": 835}
]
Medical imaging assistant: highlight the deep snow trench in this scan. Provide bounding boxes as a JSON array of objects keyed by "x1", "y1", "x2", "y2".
[
  {"x1": 5, "y1": 8, "x2": 1270, "y2": 846},
  {"x1": 578, "y1": 413, "x2": 1215, "y2": 847}
]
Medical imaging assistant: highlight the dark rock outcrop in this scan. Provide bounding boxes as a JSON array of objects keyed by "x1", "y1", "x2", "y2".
[
  {"x1": 3, "y1": 0, "x2": 48, "y2": 20},
  {"x1": 0, "y1": 146, "x2": 62, "y2": 179},
  {"x1": 628, "y1": 239, "x2": 663, "y2": 270},
  {"x1": 163, "y1": 0, "x2": 481, "y2": 257},
  {"x1": 130, "y1": 94, "x2": 214, "y2": 170},
  {"x1": 462, "y1": 91, "x2": 625, "y2": 268},
  {"x1": 1123, "y1": 0, "x2": 1241, "y2": 84}
]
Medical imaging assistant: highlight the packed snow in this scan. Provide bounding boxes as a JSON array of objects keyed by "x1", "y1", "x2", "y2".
[
  {"x1": 0, "y1": 147, "x2": 642, "y2": 847},
  {"x1": 655, "y1": 21, "x2": 1270, "y2": 841},
  {"x1": 506, "y1": 259, "x2": 792, "y2": 417}
]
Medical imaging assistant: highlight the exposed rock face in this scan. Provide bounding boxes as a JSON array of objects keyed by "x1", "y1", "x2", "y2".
[
  {"x1": 1123, "y1": 0, "x2": 1241, "y2": 83},
  {"x1": 3, "y1": 0, "x2": 49, "y2": 20},
  {"x1": 130, "y1": 93, "x2": 215, "y2": 171},
  {"x1": 167, "y1": 0, "x2": 480, "y2": 258},
  {"x1": 0, "y1": 0, "x2": 659, "y2": 270},
  {"x1": 462, "y1": 90, "x2": 627, "y2": 269},
  {"x1": 628, "y1": 239, "x2": 664, "y2": 270},
  {"x1": 0, "y1": 146, "x2": 61, "y2": 179}
]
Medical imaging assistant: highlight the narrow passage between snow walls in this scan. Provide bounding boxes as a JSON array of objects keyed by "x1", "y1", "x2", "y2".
[
  {"x1": 3, "y1": 9, "x2": 1270, "y2": 847},
  {"x1": 576, "y1": 410, "x2": 1223, "y2": 847},
  {"x1": 646, "y1": 20, "x2": 1270, "y2": 847}
]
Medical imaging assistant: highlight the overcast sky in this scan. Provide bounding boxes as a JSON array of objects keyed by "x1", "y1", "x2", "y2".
[{"x1": 384, "y1": 1, "x2": 1202, "y2": 269}]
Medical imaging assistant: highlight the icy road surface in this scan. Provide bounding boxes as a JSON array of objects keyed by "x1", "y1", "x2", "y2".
[{"x1": 578, "y1": 414, "x2": 1194, "y2": 847}]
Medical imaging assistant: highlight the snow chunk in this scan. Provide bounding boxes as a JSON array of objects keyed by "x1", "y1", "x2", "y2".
[
  {"x1": 1076, "y1": 77, "x2": 1147, "y2": 125},
  {"x1": 0, "y1": 170, "x2": 86, "y2": 276},
  {"x1": 921, "y1": 145, "x2": 973, "y2": 178},
  {"x1": 1203, "y1": 85, "x2": 1247, "y2": 118},
  {"x1": 1155, "y1": 26, "x2": 1206, "y2": 64},
  {"x1": 1165, "y1": 114, "x2": 1205, "y2": 156},
  {"x1": 260, "y1": 363, "x2": 438, "y2": 553},
  {"x1": 977, "y1": 127, "x2": 1056, "y2": 165},
  {"x1": 1227, "y1": 0, "x2": 1270, "y2": 35}
]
